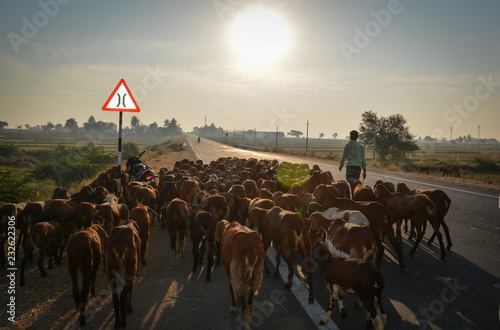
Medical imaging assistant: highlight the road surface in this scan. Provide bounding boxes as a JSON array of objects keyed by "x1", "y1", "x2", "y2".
[{"x1": 21, "y1": 135, "x2": 500, "y2": 330}]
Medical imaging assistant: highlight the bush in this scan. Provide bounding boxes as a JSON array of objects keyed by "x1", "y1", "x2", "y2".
[
  {"x1": 0, "y1": 169, "x2": 40, "y2": 203},
  {"x1": 472, "y1": 156, "x2": 500, "y2": 172},
  {"x1": 0, "y1": 143, "x2": 22, "y2": 159},
  {"x1": 32, "y1": 143, "x2": 115, "y2": 187},
  {"x1": 122, "y1": 142, "x2": 140, "y2": 159}
]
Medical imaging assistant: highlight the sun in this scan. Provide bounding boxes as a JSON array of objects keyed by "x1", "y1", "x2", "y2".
[{"x1": 230, "y1": 8, "x2": 291, "y2": 64}]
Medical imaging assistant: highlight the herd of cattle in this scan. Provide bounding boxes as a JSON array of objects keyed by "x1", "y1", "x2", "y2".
[{"x1": 0, "y1": 157, "x2": 452, "y2": 329}]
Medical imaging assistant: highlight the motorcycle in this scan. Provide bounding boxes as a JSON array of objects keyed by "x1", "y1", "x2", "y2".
[{"x1": 126, "y1": 150, "x2": 156, "y2": 183}]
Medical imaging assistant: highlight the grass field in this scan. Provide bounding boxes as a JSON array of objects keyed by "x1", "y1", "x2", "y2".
[
  {"x1": 2, "y1": 129, "x2": 500, "y2": 188},
  {"x1": 209, "y1": 133, "x2": 500, "y2": 184}
]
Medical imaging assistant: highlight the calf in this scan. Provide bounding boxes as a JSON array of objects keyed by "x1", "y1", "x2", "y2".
[
  {"x1": 320, "y1": 207, "x2": 370, "y2": 226},
  {"x1": 315, "y1": 242, "x2": 386, "y2": 329},
  {"x1": 105, "y1": 220, "x2": 141, "y2": 329},
  {"x1": 191, "y1": 210, "x2": 216, "y2": 281},
  {"x1": 129, "y1": 204, "x2": 151, "y2": 266},
  {"x1": 374, "y1": 184, "x2": 446, "y2": 260},
  {"x1": 67, "y1": 224, "x2": 108, "y2": 326},
  {"x1": 313, "y1": 184, "x2": 405, "y2": 270},
  {"x1": 215, "y1": 220, "x2": 265, "y2": 330},
  {"x1": 20, "y1": 220, "x2": 77, "y2": 286},
  {"x1": 262, "y1": 206, "x2": 314, "y2": 303},
  {"x1": 164, "y1": 198, "x2": 189, "y2": 268},
  {"x1": 352, "y1": 180, "x2": 377, "y2": 202},
  {"x1": 396, "y1": 182, "x2": 452, "y2": 250},
  {"x1": 309, "y1": 212, "x2": 376, "y2": 262}
]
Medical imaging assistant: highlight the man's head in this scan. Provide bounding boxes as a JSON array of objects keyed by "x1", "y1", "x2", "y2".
[{"x1": 350, "y1": 130, "x2": 358, "y2": 141}]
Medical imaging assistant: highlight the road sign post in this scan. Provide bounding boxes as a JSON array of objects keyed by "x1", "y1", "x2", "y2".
[{"x1": 102, "y1": 79, "x2": 141, "y2": 196}]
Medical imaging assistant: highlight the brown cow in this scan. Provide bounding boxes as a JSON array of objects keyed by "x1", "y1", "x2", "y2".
[
  {"x1": 191, "y1": 210, "x2": 216, "y2": 281},
  {"x1": 179, "y1": 179, "x2": 201, "y2": 207},
  {"x1": 309, "y1": 212, "x2": 377, "y2": 262},
  {"x1": 67, "y1": 224, "x2": 108, "y2": 326},
  {"x1": 262, "y1": 206, "x2": 314, "y2": 304},
  {"x1": 164, "y1": 198, "x2": 189, "y2": 269},
  {"x1": 129, "y1": 204, "x2": 151, "y2": 266},
  {"x1": 215, "y1": 220, "x2": 265, "y2": 330},
  {"x1": 105, "y1": 220, "x2": 141, "y2": 329}
]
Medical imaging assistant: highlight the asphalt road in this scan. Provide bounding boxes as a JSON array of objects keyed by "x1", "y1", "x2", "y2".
[
  {"x1": 186, "y1": 135, "x2": 500, "y2": 330},
  {"x1": 19, "y1": 135, "x2": 500, "y2": 330}
]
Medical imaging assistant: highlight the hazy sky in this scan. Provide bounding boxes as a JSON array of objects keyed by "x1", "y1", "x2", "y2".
[{"x1": 1, "y1": 0, "x2": 499, "y2": 140}]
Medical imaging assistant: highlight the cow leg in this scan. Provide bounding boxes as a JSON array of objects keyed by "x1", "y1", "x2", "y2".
[
  {"x1": 192, "y1": 241, "x2": 199, "y2": 273},
  {"x1": 79, "y1": 272, "x2": 91, "y2": 326},
  {"x1": 373, "y1": 234, "x2": 384, "y2": 268},
  {"x1": 205, "y1": 242, "x2": 214, "y2": 282},
  {"x1": 69, "y1": 259, "x2": 80, "y2": 308},
  {"x1": 226, "y1": 269, "x2": 237, "y2": 312},
  {"x1": 430, "y1": 221, "x2": 446, "y2": 260},
  {"x1": 336, "y1": 287, "x2": 348, "y2": 320},
  {"x1": 409, "y1": 223, "x2": 424, "y2": 257},
  {"x1": 179, "y1": 226, "x2": 187, "y2": 261},
  {"x1": 395, "y1": 217, "x2": 403, "y2": 245},
  {"x1": 274, "y1": 245, "x2": 282, "y2": 279},
  {"x1": 442, "y1": 219, "x2": 452, "y2": 251},
  {"x1": 199, "y1": 239, "x2": 206, "y2": 265},
  {"x1": 263, "y1": 237, "x2": 271, "y2": 275},
  {"x1": 91, "y1": 261, "x2": 99, "y2": 296},
  {"x1": 239, "y1": 293, "x2": 250, "y2": 330},
  {"x1": 112, "y1": 291, "x2": 121, "y2": 329},
  {"x1": 169, "y1": 230, "x2": 177, "y2": 268},
  {"x1": 119, "y1": 286, "x2": 129, "y2": 328},
  {"x1": 215, "y1": 241, "x2": 221, "y2": 266},
  {"x1": 319, "y1": 282, "x2": 335, "y2": 325},
  {"x1": 38, "y1": 246, "x2": 47, "y2": 276},
  {"x1": 384, "y1": 224, "x2": 405, "y2": 271},
  {"x1": 282, "y1": 248, "x2": 294, "y2": 289}
]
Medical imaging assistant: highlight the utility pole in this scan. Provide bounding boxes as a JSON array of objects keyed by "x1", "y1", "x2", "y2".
[
  {"x1": 450, "y1": 126, "x2": 453, "y2": 141},
  {"x1": 373, "y1": 117, "x2": 376, "y2": 160},
  {"x1": 306, "y1": 121, "x2": 309, "y2": 153},
  {"x1": 275, "y1": 126, "x2": 278, "y2": 147},
  {"x1": 204, "y1": 114, "x2": 207, "y2": 127}
]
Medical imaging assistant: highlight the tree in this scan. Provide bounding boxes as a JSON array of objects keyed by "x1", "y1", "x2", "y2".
[
  {"x1": 64, "y1": 118, "x2": 78, "y2": 130},
  {"x1": 163, "y1": 119, "x2": 170, "y2": 128},
  {"x1": 149, "y1": 122, "x2": 158, "y2": 130},
  {"x1": 332, "y1": 133, "x2": 338, "y2": 139},
  {"x1": 130, "y1": 116, "x2": 141, "y2": 129},
  {"x1": 0, "y1": 121, "x2": 8, "y2": 129},
  {"x1": 46, "y1": 122, "x2": 55, "y2": 131},
  {"x1": 359, "y1": 111, "x2": 418, "y2": 161},
  {"x1": 287, "y1": 130, "x2": 303, "y2": 138},
  {"x1": 165, "y1": 118, "x2": 182, "y2": 136},
  {"x1": 24, "y1": 124, "x2": 30, "y2": 130},
  {"x1": 319, "y1": 133, "x2": 324, "y2": 139}
]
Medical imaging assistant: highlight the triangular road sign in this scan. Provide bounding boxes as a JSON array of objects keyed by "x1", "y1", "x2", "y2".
[{"x1": 102, "y1": 79, "x2": 140, "y2": 112}]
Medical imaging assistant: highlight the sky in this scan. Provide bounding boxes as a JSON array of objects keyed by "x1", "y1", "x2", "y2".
[{"x1": 1, "y1": 0, "x2": 499, "y2": 140}]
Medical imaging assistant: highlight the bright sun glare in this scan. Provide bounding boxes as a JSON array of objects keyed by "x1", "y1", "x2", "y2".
[{"x1": 230, "y1": 9, "x2": 291, "y2": 64}]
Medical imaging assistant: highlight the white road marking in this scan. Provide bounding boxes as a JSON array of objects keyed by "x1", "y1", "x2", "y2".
[
  {"x1": 266, "y1": 247, "x2": 339, "y2": 330},
  {"x1": 187, "y1": 136, "x2": 203, "y2": 160}
]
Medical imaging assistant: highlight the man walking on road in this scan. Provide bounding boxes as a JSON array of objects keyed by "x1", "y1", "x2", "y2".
[{"x1": 339, "y1": 130, "x2": 367, "y2": 187}]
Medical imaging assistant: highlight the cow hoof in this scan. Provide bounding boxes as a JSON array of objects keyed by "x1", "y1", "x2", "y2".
[
  {"x1": 273, "y1": 272, "x2": 280, "y2": 279},
  {"x1": 340, "y1": 309, "x2": 348, "y2": 320},
  {"x1": 284, "y1": 283, "x2": 292, "y2": 290},
  {"x1": 319, "y1": 320, "x2": 326, "y2": 326},
  {"x1": 308, "y1": 297, "x2": 314, "y2": 304}
]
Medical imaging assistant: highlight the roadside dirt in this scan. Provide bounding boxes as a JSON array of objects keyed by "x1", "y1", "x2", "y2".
[{"x1": 0, "y1": 149, "x2": 198, "y2": 330}]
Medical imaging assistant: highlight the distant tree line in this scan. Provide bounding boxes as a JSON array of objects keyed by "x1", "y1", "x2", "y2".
[{"x1": 0, "y1": 116, "x2": 184, "y2": 137}]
